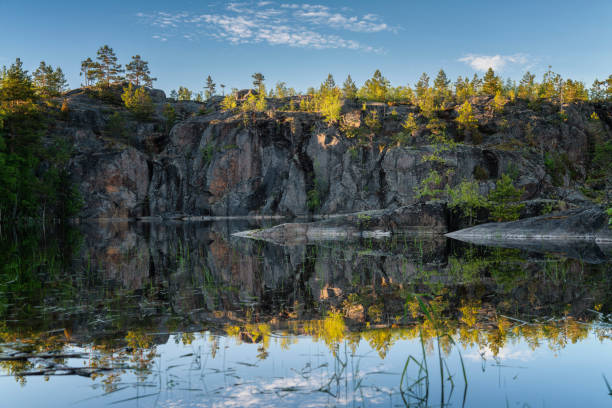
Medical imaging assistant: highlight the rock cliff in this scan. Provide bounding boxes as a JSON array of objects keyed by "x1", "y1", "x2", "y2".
[{"x1": 50, "y1": 87, "x2": 612, "y2": 224}]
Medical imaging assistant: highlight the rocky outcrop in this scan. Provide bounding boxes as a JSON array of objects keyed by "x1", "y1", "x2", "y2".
[
  {"x1": 234, "y1": 202, "x2": 448, "y2": 245},
  {"x1": 50, "y1": 87, "x2": 612, "y2": 220},
  {"x1": 447, "y1": 206, "x2": 612, "y2": 244}
]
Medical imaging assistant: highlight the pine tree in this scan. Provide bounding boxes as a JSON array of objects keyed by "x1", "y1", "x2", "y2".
[
  {"x1": 121, "y1": 83, "x2": 153, "y2": 120},
  {"x1": 0, "y1": 58, "x2": 79, "y2": 220},
  {"x1": 177, "y1": 86, "x2": 192, "y2": 101},
  {"x1": 274, "y1": 81, "x2": 288, "y2": 98},
  {"x1": 361, "y1": 69, "x2": 389, "y2": 101},
  {"x1": 482, "y1": 68, "x2": 501, "y2": 96},
  {"x1": 590, "y1": 79, "x2": 607, "y2": 101},
  {"x1": 342, "y1": 74, "x2": 357, "y2": 99},
  {"x1": 32, "y1": 61, "x2": 53, "y2": 96},
  {"x1": 220, "y1": 84, "x2": 226, "y2": 96},
  {"x1": 125, "y1": 55, "x2": 156, "y2": 87},
  {"x1": 322, "y1": 74, "x2": 336, "y2": 91},
  {"x1": 493, "y1": 90, "x2": 507, "y2": 112},
  {"x1": 433, "y1": 69, "x2": 451, "y2": 105},
  {"x1": 433, "y1": 69, "x2": 449, "y2": 92},
  {"x1": 33, "y1": 62, "x2": 67, "y2": 97},
  {"x1": 205, "y1": 75, "x2": 216, "y2": 99},
  {"x1": 251, "y1": 72, "x2": 265, "y2": 93},
  {"x1": 170, "y1": 89, "x2": 178, "y2": 99},
  {"x1": 80, "y1": 58, "x2": 99, "y2": 87},
  {"x1": 538, "y1": 66, "x2": 562, "y2": 101},
  {"x1": 456, "y1": 100, "x2": 478, "y2": 133},
  {"x1": 488, "y1": 174, "x2": 524, "y2": 221},
  {"x1": 0, "y1": 58, "x2": 37, "y2": 102},
  {"x1": 415, "y1": 73, "x2": 430, "y2": 101},
  {"x1": 454, "y1": 76, "x2": 476, "y2": 103},
  {"x1": 95, "y1": 45, "x2": 124, "y2": 87},
  {"x1": 471, "y1": 73, "x2": 482, "y2": 94},
  {"x1": 561, "y1": 79, "x2": 588, "y2": 103},
  {"x1": 517, "y1": 71, "x2": 536, "y2": 100}
]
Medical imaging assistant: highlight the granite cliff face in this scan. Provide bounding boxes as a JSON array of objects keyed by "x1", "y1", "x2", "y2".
[{"x1": 51, "y1": 87, "x2": 612, "y2": 223}]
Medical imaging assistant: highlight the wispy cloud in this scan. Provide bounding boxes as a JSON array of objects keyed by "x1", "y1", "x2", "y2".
[
  {"x1": 137, "y1": 2, "x2": 394, "y2": 53},
  {"x1": 458, "y1": 53, "x2": 530, "y2": 72}
]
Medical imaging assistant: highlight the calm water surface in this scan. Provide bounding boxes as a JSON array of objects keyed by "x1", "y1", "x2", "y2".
[{"x1": 0, "y1": 220, "x2": 611, "y2": 407}]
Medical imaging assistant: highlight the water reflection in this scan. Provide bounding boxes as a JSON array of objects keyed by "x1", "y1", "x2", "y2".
[{"x1": 0, "y1": 221, "x2": 611, "y2": 407}]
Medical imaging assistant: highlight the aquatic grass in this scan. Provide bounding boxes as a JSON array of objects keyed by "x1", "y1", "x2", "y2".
[
  {"x1": 604, "y1": 374, "x2": 612, "y2": 397},
  {"x1": 400, "y1": 294, "x2": 468, "y2": 407}
]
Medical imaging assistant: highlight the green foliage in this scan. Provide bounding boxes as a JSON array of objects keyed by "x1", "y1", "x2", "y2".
[
  {"x1": 178, "y1": 86, "x2": 192, "y2": 101},
  {"x1": 607, "y1": 207, "x2": 612, "y2": 226},
  {"x1": 544, "y1": 153, "x2": 575, "y2": 186},
  {"x1": 80, "y1": 57, "x2": 99, "y2": 86},
  {"x1": 493, "y1": 90, "x2": 507, "y2": 112},
  {"x1": 32, "y1": 61, "x2": 67, "y2": 97},
  {"x1": 417, "y1": 87, "x2": 436, "y2": 119},
  {"x1": 454, "y1": 75, "x2": 478, "y2": 103},
  {"x1": 447, "y1": 180, "x2": 488, "y2": 224},
  {"x1": 125, "y1": 55, "x2": 156, "y2": 87},
  {"x1": 221, "y1": 93, "x2": 238, "y2": 111},
  {"x1": 482, "y1": 68, "x2": 502, "y2": 96},
  {"x1": 433, "y1": 69, "x2": 451, "y2": 105},
  {"x1": 517, "y1": 71, "x2": 536, "y2": 100},
  {"x1": 201, "y1": 144, "x2": 215, "y2": 166},
  {"x1": 364, "y1": 110, "x2": 381, "y2": 131},
  {"x1": 0, "y1": 58, "x2": 80, "y2": 221},
  {"x1": 414, "y1": 170, "x2": 445, "y2": 200},
  {"x1": 456, "y1": 100, "x2": 478, "y2": 137},
  {"x1": 307, "y1": 180, "x2": 321, "y2": 212},
  {"x1": 121, "y1": 83, "x2": 153, "y2": 120},
  {"x1": 415, "y1": 73, "x2": 430, "y2": 101},
  {"x1": 359, "y1": 69, "x2": 390, "y2": 101},
  {"x1": 205, "y1": 75, "x2": 216, "y2": 99},
  {"x1": 106, "y1": 111, "x2": 128, "y2": 139},
  {"x1": 538, "y1": 66, "x2": 562, "y2": 101},
  {"x1": 342, "y1": 74, "x2": 358, "y2": 99},
  {"x1": 487, "y1": 174, "x2": 524, "y2": 221},
  {"x1": 316, "y1": 79, "x2": 342, "y2": 124},
  {"x1": 251, "y1": 72, "x2": 265, "y2": 93},
  {"x1": 590, "y1": 75, "x2": 612, "y2": 101},
  {"x1": 93, "y1": 45, "x2": 124, "y2": 87},
  {"x1": 392, "y1": 112, "x2": 418, "y2": 146}
]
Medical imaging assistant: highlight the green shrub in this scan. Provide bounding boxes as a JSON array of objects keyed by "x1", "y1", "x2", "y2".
[
  {"x1": 201, "y1": 144, "x2": 215, "y2": 166},
  {"x1": 307, "y1": 187, "x2": 320, "y2": 211},
  {"x1": 447, "y1": 180, "x2": 488, "y2": 225},
  {"x1": 221, "y1": 93, "x2": 237, "y2": 111},
  {"x1": 121, "y1": 83, "x2": 153, "y2": 120},
  {"x1": 487, "y1": 174, "x2": 524, "y2": 221},
  {"x1": 364, "y1": 110, "x2": 381, "y2": 131},
  {"x1": 415, "y1": 170, "x2": 445, "y2": 200}
]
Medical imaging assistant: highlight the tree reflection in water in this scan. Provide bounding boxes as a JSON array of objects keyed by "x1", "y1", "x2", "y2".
[{"x1": 0, "y1": 221, "x2": 611, "y2": 406}]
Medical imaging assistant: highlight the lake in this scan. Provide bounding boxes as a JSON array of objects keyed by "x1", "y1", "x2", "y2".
[{"x1": 1, "y1": 220, "x2": 611, "y2": 407}]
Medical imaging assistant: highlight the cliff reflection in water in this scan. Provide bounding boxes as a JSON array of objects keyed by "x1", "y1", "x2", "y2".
[{"x1": 0, "y1": 221, "x2": 611, "y2": 407}]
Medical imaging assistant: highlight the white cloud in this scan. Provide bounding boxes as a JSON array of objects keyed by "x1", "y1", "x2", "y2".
[
  {"x1": 138, "y1": 1, "x2": 392, "y2": 52},
  {"x1": 458, "y1": 53, "x2": 530, "y2": 72},
  {"x1": 464, "y1": 345, "x2": 536, "y2": 362}
]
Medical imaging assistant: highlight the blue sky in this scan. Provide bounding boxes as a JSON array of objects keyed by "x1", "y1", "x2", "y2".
[{"x1": 1, "y1": 0, "x2": 611, "y2": 94}]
